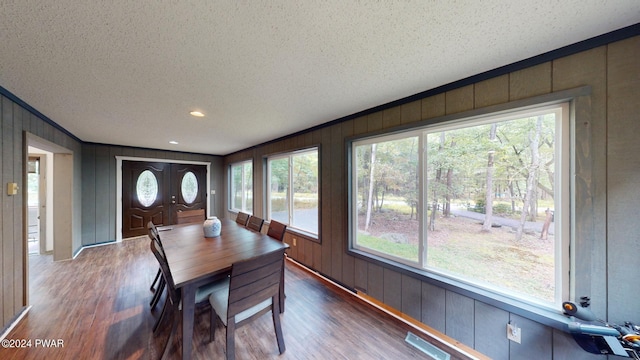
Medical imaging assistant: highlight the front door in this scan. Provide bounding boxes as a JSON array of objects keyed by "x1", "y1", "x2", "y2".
[{"x1": 122, "y1": 161, "x2": 207, "y2": 238}]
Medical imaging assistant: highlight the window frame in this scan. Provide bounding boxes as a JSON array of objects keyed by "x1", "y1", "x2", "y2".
[
  {"x1": 229, "y1": 160, "x2": 253, "y2": 214},
  {"x1": 266, "y1": 147, "x2": 319, "y2": 236},
  {"x1": 348, "y1": 96, "x2": 576, "y2": 312}
]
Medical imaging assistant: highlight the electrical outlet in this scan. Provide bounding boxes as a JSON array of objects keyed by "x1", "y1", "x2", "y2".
[
  {"x1": 507, "y1": 323, "x2": 521, "y2": 343},
  {"x1": 293, "y1": 238, "x2": 297, "y2": 246}
]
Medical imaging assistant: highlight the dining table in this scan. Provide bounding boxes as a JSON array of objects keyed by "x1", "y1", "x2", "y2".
[{"x1": 159, "y1": 218, "x2": 289, "y2": 360}]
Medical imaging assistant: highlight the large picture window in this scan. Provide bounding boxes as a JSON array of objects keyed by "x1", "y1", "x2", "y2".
[
  {"x1": 230, "y1": 161, "x2": 253, "y2": 213},
  {"x1": 267, "y1": 148, "x2": 319, "y2": 235},
  {"x1": 351, "y1": 103, "x2": 570, "y2": 307}
]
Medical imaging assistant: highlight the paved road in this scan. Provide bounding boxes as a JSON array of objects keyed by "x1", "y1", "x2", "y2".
[
  {"x1": 450, "y1": 207, "x2": 553, "y2": 235},
  {"x1": 274, "y1": 206, "x2": 553, "y2": 235}
]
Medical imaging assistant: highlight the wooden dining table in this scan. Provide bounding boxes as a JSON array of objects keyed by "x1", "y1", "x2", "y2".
[{"x1": 159, "y1": 218, "x2": 289, "y2": 360}]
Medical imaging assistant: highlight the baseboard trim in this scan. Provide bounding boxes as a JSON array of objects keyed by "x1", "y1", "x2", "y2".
[{"x1": 0, "y1": 306, "x2": 32, "y2": 342}]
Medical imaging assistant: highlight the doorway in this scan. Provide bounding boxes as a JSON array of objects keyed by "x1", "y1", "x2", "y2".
[
  {"x1": 26, "y1": 134, "x2": 75, "y2": 262},
  {"x1": 25, "y1": 133, "x2": 75, "y2": 309},
  {"x1": 26, "y1": 146, "x2": 55, "y2": 257},
  {"x1": 27, "y1": 156, "x2": 42, "y2": 254},
  {"x1": 121, "y1": 160, "x2": 208, "y2": 238}
]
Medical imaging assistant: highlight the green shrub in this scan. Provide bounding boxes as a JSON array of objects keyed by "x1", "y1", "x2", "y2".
[{"x1": 493, "y1": 203, "x2": 512, "y2": 215}]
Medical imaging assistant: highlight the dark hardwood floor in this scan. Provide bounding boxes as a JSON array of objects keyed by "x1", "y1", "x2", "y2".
[{"x1": 2, "y1": 236, "x2": 477, "y2": 359}]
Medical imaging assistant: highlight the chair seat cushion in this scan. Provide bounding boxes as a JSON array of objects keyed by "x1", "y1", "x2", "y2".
[
  {"x1": 178, "y1": 279, "x2": 230, "y2": 310},
  {"x1": 196, "y1": 279, "x2": 230, "y2": 303},
  {"x1": 208, "y1": 278, "x2": 272, "y2": 326}
]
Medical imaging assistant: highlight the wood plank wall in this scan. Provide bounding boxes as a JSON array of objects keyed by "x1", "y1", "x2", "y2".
[
  {"x1": 223, "y1": 36, "x2": 640, "y2": 359},
  {"x1": 81, "y1": 143, "x2": 223, "y2": 245},
  {"x1": 0, "y1": 95, "x2": 82, "y2": 332}
]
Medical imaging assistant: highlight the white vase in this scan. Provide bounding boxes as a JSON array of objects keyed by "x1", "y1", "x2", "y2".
[{"x1": 203, "y1": 216, "x2": 222, "y2": 237}]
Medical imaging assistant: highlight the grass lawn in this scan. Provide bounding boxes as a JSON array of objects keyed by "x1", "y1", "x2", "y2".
[{"x1": 357, "y1": 214, "x2": 555, "y2": 303}]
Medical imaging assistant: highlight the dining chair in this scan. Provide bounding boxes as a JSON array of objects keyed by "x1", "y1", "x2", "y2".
[
  {"x1": 149, "y1": 233, "x2": 227, "y2": 359},
  {"x1": 246, "y1": 216, "x2": 264, "y2": 232},
  {"x1": 208, "y1": 248, "x2": 286, "y2": 360},
  {"x1": 148, "y1": 225, "x2": 171, "y2": 330},
  {"x1": 266, "y1": 220, "x2": 287, "y2": 313},
  {"x1": 235, "y1": 212, "x2": 250, "y2": 226},
  {"x1": 148, "y1": 221, "x2": 165, "y2": 310},
  {"x1": 266, "y1": 220, "x2": 287, "y2": 241}
]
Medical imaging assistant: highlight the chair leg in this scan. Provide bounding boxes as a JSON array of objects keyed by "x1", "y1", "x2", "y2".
[
  {"x1": 150, "y1": 277, "x2": 165, "y2": 309},
  {"x1": 226, "y1": 320, "x2": 236, "y2": 360},
  {"x1": 161, "y1": 308, "x2": 178, "y2": 360},
  {"x1": 272, "y1": 297, "x2": 286, "y2": 354},
  {"x1": 150, "y1": 268, "x2": 161, "y2": 291},
  {"x1": 154, "y1": 296, "x2": 169, "y2": 334},
  {"x1": 209, "y1": 306, "x2": 216, "y2": 342},
  {"x1": 279, "y1": 261, "x2": 285, "y2": 313}
]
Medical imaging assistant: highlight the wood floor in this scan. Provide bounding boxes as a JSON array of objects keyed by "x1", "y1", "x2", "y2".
[{"x1": 2, "y1": 236, "x2": 475, "y2": 359}]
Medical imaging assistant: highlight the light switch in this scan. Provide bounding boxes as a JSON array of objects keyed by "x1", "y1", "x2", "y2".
[{"x1": 7, "y1": 182, "x2": 18, "y2": 195}]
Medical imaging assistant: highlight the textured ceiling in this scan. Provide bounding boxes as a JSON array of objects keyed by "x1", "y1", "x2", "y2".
[{"x1": 1, "y1": 1, "x2": 638, "y2": 155}]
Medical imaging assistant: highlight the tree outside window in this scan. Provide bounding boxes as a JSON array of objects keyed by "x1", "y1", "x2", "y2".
[
  {"x1": 351, "y1": 103, "x2": 569, "y2": 306},
  {"x1": 268, "y1": 149, "x2": 319, "y2": 235},
  {"x1": 230, "y1": 161, "x2": 252, "y2": 213}
]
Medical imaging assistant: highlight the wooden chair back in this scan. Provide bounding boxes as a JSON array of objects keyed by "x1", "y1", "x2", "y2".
[
  {"x1": 149, "y1": 230, "x2": 179, "y2": 306},
  {"x1": 235, "y1": 212, "x2": 250, "y2": 226},
  {"x1": 266, "y1": 220, "x2": 287, "y2": 241},
  {"x1": 227, "y1": 248, "x2": 286, "y2": 358},
  {"x1": 147, "y1": 220, "x2": 159, "y2": 239},
  {"x1": 246, "y1": 216, "x2": 264, "y2": 232},
  {"x1": 147, "y1": 221, "x2": 165, "y2": 256}
]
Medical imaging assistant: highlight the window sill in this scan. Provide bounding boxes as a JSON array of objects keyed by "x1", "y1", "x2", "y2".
[
  {"x1": 285, "y1": 227, "x2": 320, "y2": 243},
  {"x1": 348, "y1": 248, "x2": 572, "y2": 332}
]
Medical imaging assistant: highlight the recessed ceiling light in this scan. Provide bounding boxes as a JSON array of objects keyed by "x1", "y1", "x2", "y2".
[
  {"x1": 190, "y1": 111, "x2": 205, "y2": 117},
  {"x1": 169, "y1": 140, "x2": 179, "y2": 145}
]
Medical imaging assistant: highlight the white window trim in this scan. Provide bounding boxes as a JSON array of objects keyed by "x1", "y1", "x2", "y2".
[
  {"x1": 350, "y1": 101, "x2": 571, "y2": 309},
  {"x1": 229, "y1": 160, "x2": 252, "y2": 213},
  {"x1": 266, "y1": 147, "x2": 319, "y2": 235}
]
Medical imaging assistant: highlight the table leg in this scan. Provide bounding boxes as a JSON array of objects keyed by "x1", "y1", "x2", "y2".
[
  {"x1": 181, "y1": 285, "x2": 196, "y2": 360},
  {"x1": 279, "y1": 259, "x2": 285, "y2": 313}
]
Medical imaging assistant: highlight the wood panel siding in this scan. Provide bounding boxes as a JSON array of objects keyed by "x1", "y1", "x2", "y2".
[
  {"x1": 383, "y1": 267, "x2": 402, "y2": 311},
  {"x1": 474, "y1": 74, "x2": 509, "y2": 108},
  {"x1": 509, "y1": 62, "x2": 552, "y2": 101},
  {"x1": 401, "y1": 274, "x2": 422, "y2": 321},
  {"x1": 422, "y1": 92, "x2": 446, "y2": 120},
  {"x1": 445, "y1": 84, "x2": 474, "y2": 114},
  {"x1": 220, "y1": 35, "x2": 640, "y2": 359},
  {"x1": 330, "y1": 124, "x2": 344, "y2": 282},
  {"x1": 1, "y1": 96, "x2": 16, "y2": 327},
  {"x1": 382, "y1": 106, "x2": 402, "y2": 129},
  {"x1": 0, "y1": 94, "x2": 82, "y2": 332},
  {"x1": 508, "y1": 314, "x2": 553, "y2": 359},
  {"x1": 80, "y1": 143, "x2": 222, "y2": 245},
  {"x1": 422, "y1": 281, "x2": 447, "y2": 333},
  {"x1": 606, "y1": 36, "x2": 640, "y2": 324},
  {"x1": 445, "y1": 292, "x2": 475, "y2": 347},
  {"x1": 474, "y1": 301, "x2": 510, "y2": 359},
  {"x1": 401, "y1": 99, "x2": 422, "y2": 125},
  {"x1": 552, "y1": 47, "x2": 609, "y2": 318}
]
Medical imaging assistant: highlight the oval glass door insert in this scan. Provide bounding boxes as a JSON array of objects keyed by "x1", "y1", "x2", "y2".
[
  {"x1": 136, "y1": 170, "x2": 158, "y2": 207},
  {"x1": 181, "y1": 171, "x2": 198, "y2": 204}
]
